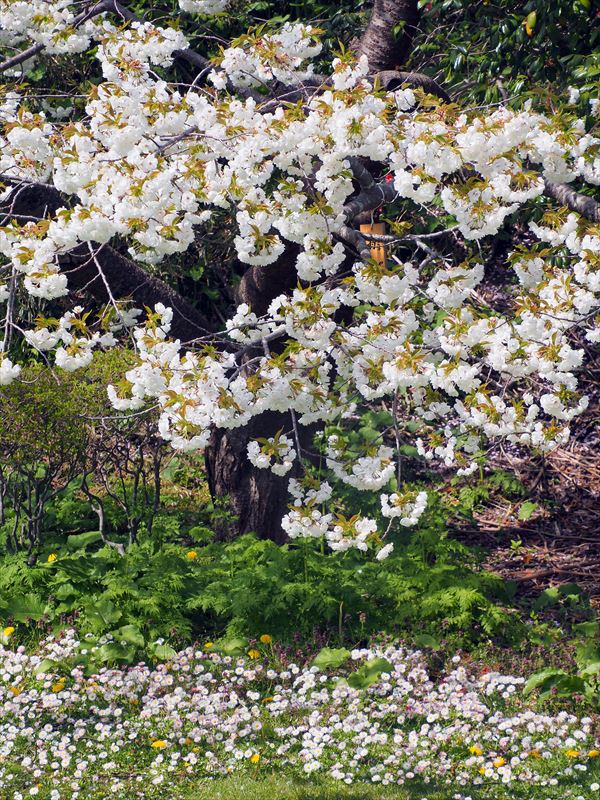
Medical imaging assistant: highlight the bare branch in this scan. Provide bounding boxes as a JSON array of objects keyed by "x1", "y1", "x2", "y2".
[
  {"x1": 543, "y1": 180, "x2": 600, "y2": 223},
  {"x1": 374, "y1": 69, "x2": 450, "y2": 102}
]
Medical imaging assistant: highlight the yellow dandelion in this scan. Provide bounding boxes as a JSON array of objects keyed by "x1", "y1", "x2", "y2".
[
  {"x1": 247, "y1": 649, "x2": 260, "y2": 659},
  {"x1": 528, "y1": 749, "x2": 541, "y2": 759},
  {"x1": 186, "y1": 550, "x2": 198, "y2": 560},
  {"x1": 184, "y1": 737, "x2": 193, "y2": 746},
  {"x1": 151, "y1": 740, "x2": 167, "y2": 749},
  {"x1": 250, "y1": 753, "x2": 260, "y2": 764},
  {"x1": 493, "y1": 757, "x2": 506, "y2": 768},
  {"x1": 204, "y1": 641, "x2": 213, "y2": 650},
  {"x1": 588, "y1": 750, "x2": 600, "y2": 758},
  {"x1": 478, "y1": 767, "x2": 486, "y2": 775},
  {"x1": 52, "y1": 682, "x2": 65, "y2": 693},
  {"x1": 9, "y1": 686, "x2": 22, "y2": 696},
  {"x1": 47, "y1": 553, "x2": 57, "y2": 563},
  {"x1": 262, "y1": 696, "x2": 274, "y2": 704},
  {"x1": 259, "y1": 634, "x2": 272, "y2": 645},
  {"x1": 469, "y1": 745, "x2": 483, "y2": 756},
  {"x1": 566, "y1": 749, "x2": 580, "y2": 758},
  {"x1": 3, "y1": 626, "x2": 15, "y2": 637}
]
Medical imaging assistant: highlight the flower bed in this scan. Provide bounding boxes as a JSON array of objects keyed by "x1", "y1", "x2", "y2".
[{"x1": 0, "y1": 631, "x2": 598, "y2": 799}]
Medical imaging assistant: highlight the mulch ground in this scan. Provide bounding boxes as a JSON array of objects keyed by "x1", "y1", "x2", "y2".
[{"x1": 451, "y1": 343, "x2": 600, "y2": 608}]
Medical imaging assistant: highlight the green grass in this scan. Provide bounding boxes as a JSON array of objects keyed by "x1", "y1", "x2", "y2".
[
  {"x1": 177, "y1": 776, "x2": 453, "y2": 799},
  {"x1": 170, "y1": 774, "x2": 596, "y2": 800}
]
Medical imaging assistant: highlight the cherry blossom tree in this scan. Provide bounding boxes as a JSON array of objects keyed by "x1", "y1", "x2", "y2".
[{"x1": 0, "y1": 0, "x2": 599, "y2": 556}]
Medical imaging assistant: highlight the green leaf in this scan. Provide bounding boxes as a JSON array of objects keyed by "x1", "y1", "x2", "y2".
[
  {"x1": 313, "y1": 647, "x2": 351, "y2": 670},
  {"x1": 152, "y1": 643, "x2": 178, "y2": 661},
  {"x1": 6, "y1": 594, "x2": 46, "y2": 622},
  {"x1": 66, "y1": 530, "x2": 103, "y2": 551},
  {"x1": 574, "y1": 621, "x2": 599, "y2": 638},
  {"x1": 54, "y1": 582, "x2": 78, "y2": 601},
  {"x1": 579, "y1": 661, "x2": 600, "y2": 678},
  {"x1": 347, "y1": 658, "x2": 394, "y2": 690},
  {"x1": 97, "y1": 642, "x2": 136, "y2": 664},
  {"x1": 523, "y1": 668, "x2": 565, "y2": 696},
  {"x1": 414, "y1": 634, "x2": 441, "y2": 651},
  {"x1": 113, "y1": 625, "x2": 145, "y2": 649},
  {"x1": 533, "y1": 586, "x2": 560, "y2": 610},
  {"x1": 56, "y1": 557, "x2": 93, "y2": 582},
  {"x1": 34, "y1": 658, "x2": 60, "y2": 675},
  {"x1": 218, "y1": 636, "x2": 247, "y2": 656},
  {"x1": 83, "y1": 598, "x2": 122, "y2": 631},
  {"x1": 517, "y1": 501, "x2": 537, "y2": 521}
]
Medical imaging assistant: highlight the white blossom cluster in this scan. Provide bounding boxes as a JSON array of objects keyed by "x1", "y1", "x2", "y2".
[
  {"x1": 0, "y1": 0, "x2": 104, "y2": 56},
  {"x1": 178, "y1": 0, "x2": 229, "y2": 14},
  {"x1": 1, "y1": 11, "x2": 600, "y2": 556},
  {"x1": 247, "y1": 434, "x2": 296, "y2": 476},
  {"x1": 380, "y1": 489, "x2": 428, "y2": 526},
  {"x1": 210, "y1": 23, "x2": 322, "y2": 90}
]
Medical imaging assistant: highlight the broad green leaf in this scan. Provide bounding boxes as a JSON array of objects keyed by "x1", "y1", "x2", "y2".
[
  {"x1": 348, "y1": 658, "x2": 394, "y2": 690},
  {"x1": 313, "y1": 647, "x2": 351, "y2": 670},
  {"x1": 6, "y1": 594, "x2": 45, "y2": 622},
  {"x1": 66, "y1": 531, "x2": 103, "y2": 551},
  {"x1": 97, "y1": 642, "x2": 136, "y2": 664},
  {"x1": 218, "y1": 636, "x2": 247, "y2": 656},
  {"x1": 414, "y1": 634, "x2": 441, "y2": 651},
  {"x1": 574, "y1": 621, "x2": 599, "y2": 638},
  {"x1": 54, "y1": 582, "x2": 78, "y2": 601},
  {"x1": 579, "y1": 661, "x2": 600, "y2": 678},
  {"x1": 523, "y1": 668, "x2": 565, "y2": 696},
  {"x1": 83, "y1": 598, "x2": 122, "y2": 631},
  {"x1": 152, "y1": 643, "x2": 178, "y2": 661},
  {"x1": 34, "y1": 658, "x2": 60, "y2": 675},
  {"x1": 113, "y1": 624, "x2": 145, "y2": 649}
]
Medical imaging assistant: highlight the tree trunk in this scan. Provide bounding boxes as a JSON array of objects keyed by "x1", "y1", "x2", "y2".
[
  {"x1": 205, "y1": 412, "x2": 294, "y2": 543},
  {"x1": 357, "y1": 0, "x2": 419, "y2": 71}
]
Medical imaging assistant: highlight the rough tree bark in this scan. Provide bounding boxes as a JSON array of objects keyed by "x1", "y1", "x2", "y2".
[{"x1": 357, "y1": 0, "x2": 419, "y2": 72}]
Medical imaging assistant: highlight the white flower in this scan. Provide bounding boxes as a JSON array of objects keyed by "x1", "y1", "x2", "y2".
[{"x1": 375, "y1": 543, "x2": 394, "y2": 561}]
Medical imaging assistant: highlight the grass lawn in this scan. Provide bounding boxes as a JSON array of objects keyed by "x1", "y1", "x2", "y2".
[{"x1": 175, "y1": 775, "x2": 585, "y2": 800}]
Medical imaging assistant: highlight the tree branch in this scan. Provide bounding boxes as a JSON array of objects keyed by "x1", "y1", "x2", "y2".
[
  {"x1": 543, "y1": 179, "x2": 600, "y2": 223},
  {"x1": 374, "y1": 69, "x2": 450, "y2": 102},
  {"x1": 2, "y1": 181, "x2": 215, "y2": 340}
]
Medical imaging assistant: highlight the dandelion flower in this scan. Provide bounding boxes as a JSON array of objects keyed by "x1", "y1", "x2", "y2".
[
  {"x1": 47, "y1": 553, "x2": 57, "y2": 563},
  {"x1": 247, "y1": 649, "x2": 260, "y2": 659},
  {"x1": 250, "y1": 753, "x2": 260, "y2": 764},
  {"x1": 186, "y1": 550, "x2": 198, "y2": 560},
  {"x1": 259, "y1": 634, "x2": 272, "y2": 644},
  {"x1": 3, "y1": 626, "x2": 15, "y2": 636},
  {"x1": 151, "y1": 740, "x2": 167, "y2": 749}
]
